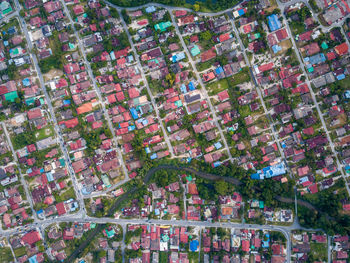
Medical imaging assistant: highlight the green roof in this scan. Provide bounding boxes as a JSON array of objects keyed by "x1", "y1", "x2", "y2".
[
  {"x1": 25, "y1": 97, "x2": 35, "y2": 105},
  {"x1": 174, "y1": 100, "x2": 182, "y2": 107},
  {"x1": 90, "y1": 223, "x2": 96, "y2": 229},
  {"x1": 191, "y1": 45, "x2": 200, "y2": 57},
  {"x1": 59, "y1": 158, "x2": 65, "y2": 166},
  {"x1": 259, "y1": 201, "x2": 264, "y2": 209},
  {"x1": 4, "y1": 91, "x2": 18, "y2": 102},
  {"x1": 321, "y1": 42, "x2": 328, "y2": 50},
  {"x1": 308, "y1": 67, "x2": 314, "y2": 72},
  {"x1": 154, "y1": 21, "x2": 172, "y2": 32},
  {"x1": 105, "y1": 228, "x2": 116, "y2": 238},
  {"x1": 102, "y1": 174, "x2": 111, "y2": 188},
  {"x1": 0, "y1": 1, "x2": 12, "y2": 15}
]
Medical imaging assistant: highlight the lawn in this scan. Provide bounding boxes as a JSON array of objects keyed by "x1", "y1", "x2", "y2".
[
  {"x1": 34, "y1": 126, "x2": 54, "y2": 140},
  {"x1": 310, "y1": 243, "x2": 327, "y2": 261},
  {"x1": 0, "y1": 247, "x2": 14, "y2": 262},
  {"x1": 207, "y1": 78, "x2": 229, "y2": 96},
  {"x1": 231, "y1": 68, "x2": 251, "y2": 86},
  {"x1": 60, "y1": 187, "x2": 76, "y2": 201},
  {"x1": 13, "y1": 246, "x2": 26, "y2": 258}
]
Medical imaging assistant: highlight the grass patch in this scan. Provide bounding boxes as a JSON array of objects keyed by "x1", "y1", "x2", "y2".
[
  {"x1": 207, "y1": 78, "x2": 229, "y2": 95},
  {"x1": 231, "y1": 67, "x2": 251, "y2": 86},
  {"x1": 34, "y1": 126, "x2": 54, "y2": 140},
  {"x1": 13, "y1": 246, "x2": 26, "y2": 258},
  {"x1": 196, "y1": 59, "x2": 214, "y2": 72},
  {"x1": 310, "y1": 243, "x2": 327, "y2": 261},
  {"x1": 58, "y1": 187, "x2": 76, "y2": 202},
  {"x1": 0, "y1": 247, "x2": 14, "y2": 262}
]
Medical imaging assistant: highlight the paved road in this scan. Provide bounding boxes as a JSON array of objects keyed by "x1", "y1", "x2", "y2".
[
  {"x1": 276, "y1": 0, "x2": 350, "y2": 197},
  {"x1": 117, "y1": 8, "x2": 175, "y2": 158},
  {"x1": 228, "y1": 14, "x2": 288, "y2": 171},
  {"x1": 1, "y1": 122, "x2": 37, "y2": 222},
  {"x1": 59, "y1": 0, "x2": 129, "y2": 181},
  {"x1": 168, "y1": 9, "x2": 234, "y2": 162},
  {"x1": 13, "y1": 0, "x2": 87, "y2": 216}
]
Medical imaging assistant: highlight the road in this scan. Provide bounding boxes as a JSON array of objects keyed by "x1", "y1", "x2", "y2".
[
  {"x1": 59, "y1": 0, "x2": 129, "y2": 182},
  {"x1": 13, "y1": 0, "x2": 87, "y2": 217},
  {"x1": 1, "y1": 122, "x2": 37, "y2": 222},
  {"x1": 168, "y1": 9, "x2": 234, "y2": 162},
  {"x1": 228, "y1": 13, "x2": 288, "y2": 171},
  {"x1": 3, "y1": 1, "x2": 345, "y2": 261},
  {"x1": 276, "y1": 0, "x2": 350, "y2": 197},
  {"x1": 116, "y1": 9, "x2": 175, "y2": 158}
]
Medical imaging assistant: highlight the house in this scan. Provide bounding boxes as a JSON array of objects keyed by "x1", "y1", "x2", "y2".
[
  {"x1": 267, "y1": 14, "x2": 281, "y2": 32},
  {"x1": 22, "y1": 231, "x2": 41, "y2": 246},
  {"x1": 335, "y1": 42, "x2": 348, "y2": 56},
  {"x1": 201, "y1": 48, "x2": 216, "y2": 62}
]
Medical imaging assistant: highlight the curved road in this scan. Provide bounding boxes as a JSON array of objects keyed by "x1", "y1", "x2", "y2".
[{"x1": 66, "y1": 164, "x2": 324, "y2": 262}]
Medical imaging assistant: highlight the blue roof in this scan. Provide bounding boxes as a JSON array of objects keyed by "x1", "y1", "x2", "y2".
[
  {"x1": 267, "y1": 14, "x2": 281, "y2": 32},
  {"x1": 150, "y1": 153, "x2": 157, "y2": 159},
  {"x1": 46, "y1": 172, "x2": 54, "y2": 182},
  {"x1": 190, "y1": 240, "x2": 199, "y2": 251},
  {"x1": 238, "y1": 8, "x2": 245, "y2": 15},
  {"x1": 214, "y1": 142, "x2": 222, "y2": 149},
  {"x1": 145, "y1": 6, "x2": 156, "y2": 13},
  {"x1": 172, "y1": 52, "x2": 185, "y2": 62},
  {"x1": 63, "y1": 100, "x2": 71, "y2": 105},
  {"x1": 344, "y1": 90, "x2": 350, "y2": 99},
  {"x1": 130, "y1": 108, "x2": 139, "y2": 119},
  {"x1": 272, "y1": 45, "x2": 282, "y2": 53},
  {"x1": 251, "y1": 162, "x2": 286, "y2": 179},
  {"x1": 306, "y1": 53, "x2": 326, "y2": 65},
  {"x1": 213, "y1": 161, "x2": 221, "y2": 167},
  {"x1": 215, "y1": 67, "x2": 224, "y2": 75},
  {"x1": 22, "y1": 78, "x2": 30, "y2": 86},
  {"x1": 81, "y1": 187, "x2": 91, "y2": 195},
  {"x1": 180, "y1": 84, "x2": 187, "y2": 93},
  {"x1": 188, "y1": 82, "x2": 195, "y2": 91},
  {"x1": 337, "y1": 74, "x2": 345, "y2": 80}
]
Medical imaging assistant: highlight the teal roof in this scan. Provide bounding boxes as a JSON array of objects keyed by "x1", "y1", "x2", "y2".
[
  {"x1": 4, "y1": 91, "x2": 18, "y2": 102},
  {"x1": 191, "y1": 45, "x2": 200, "y2": 56},
  {"x1": 154, "y1": 21, "x2": 172, "y2": 32}
]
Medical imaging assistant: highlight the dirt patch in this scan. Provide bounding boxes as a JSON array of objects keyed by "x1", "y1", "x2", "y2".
[{"x1": 43, "y1": 69, "x2": 63, "y2": 82}]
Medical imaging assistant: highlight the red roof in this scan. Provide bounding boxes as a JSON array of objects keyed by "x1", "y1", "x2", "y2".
[
  {"x1": 219, "y1": 33, "x2": 231, "y2": 42},
  {"x1": 201, "y1": 48, "x2": 216, "y2": 62},
  {"x1": 175, "y1": 10, "x2": 187, "y2": 17},
  {"x1": 326, "y1": 52, "x2": 336, "y2": 60},
  {"x1": 107, "y1": 94, "x2": 116, "y2": 104},
  {"x1": 299, "y1": 31, "x2": 312, "y2": 41},
  {"x1": 27, "y1": 144, "x2": 36, "y2": 153},
  {"x1": 303, "y1": 127, "x2": 314, "y2": 135},
  {"x1": 56, "y1": 202, "x2": 67, "y2": 215},
  {"x1": 62, "y1": 118, "x2": 79, "y2": 128},
  {"x1": 92, "y1": 121, "x2": 103, "y2": 129},
  {"x1": 22, "y1": 231, "x2": 41, "y2": 246},
  {"x1": 0, "y1": 86, "x2": 8, "y2": 95},
  {"x1": 218, "y1": 90, "x2": 229, "y2": 101},
  {"x1": 27, "y1": 108, "x2": 42, "y2": 120},
  {"x1": 335, "y1": 42, "x2": 348, "y2": 55},
  {"x1": 128, "y1": 87, "x2": 139, "y2": 98},
  {"x1": 242, "y1": 239, "x2": 249, "y2": 252},
  {"x1": 116, "y1": 91, "x2": 125, "y2": 101},
  {"x1": 275, "y1": 28, "x2": 288, "y2": 41},
  {"x1": 190, "y1": 35, "x2": 199, "y2": 43},
  {"x1": 258, "y1": 62, "x2": 274, "y2": 73},
  {"x1": 73, "y1": 5, "x2": 84, "y2": 15},
  {"x1": 308, "y1": 183, "x2": 318, "y2": 194}
]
